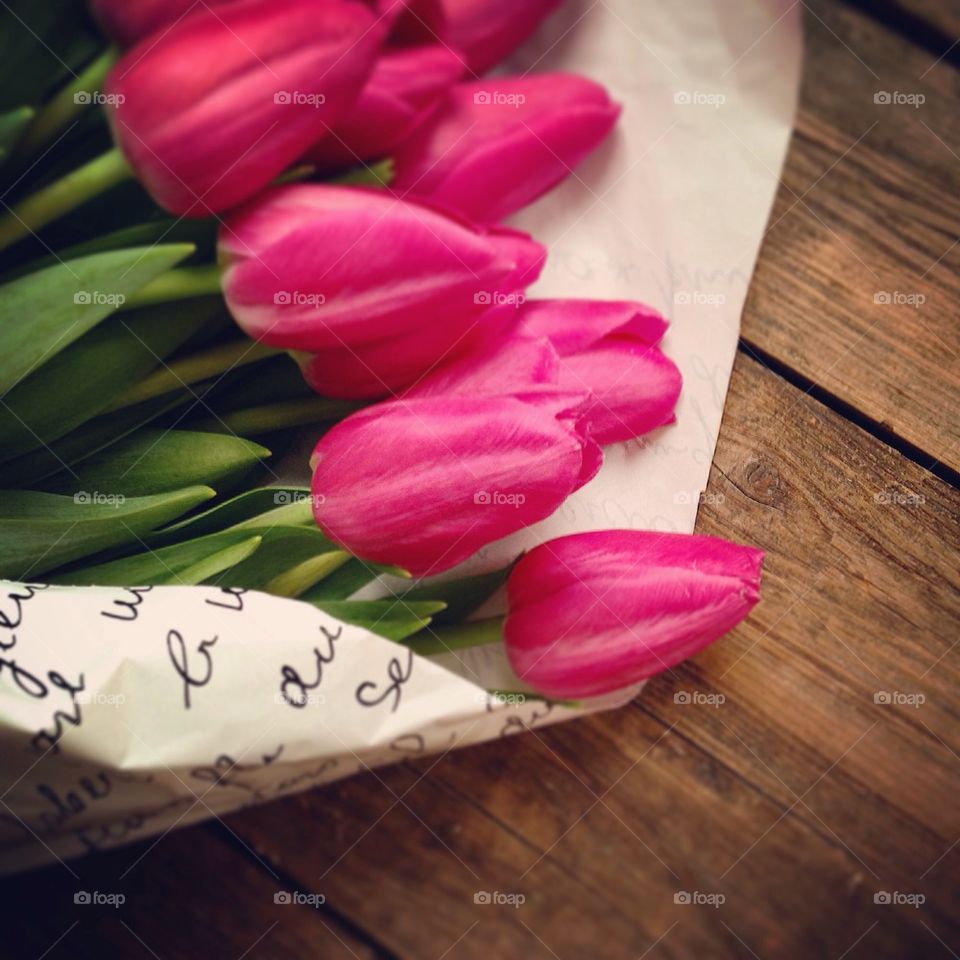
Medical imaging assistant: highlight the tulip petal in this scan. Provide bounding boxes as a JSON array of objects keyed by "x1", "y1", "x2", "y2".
[{"x1": 520, "y1": 299, "x2": 669, "y2": 352}]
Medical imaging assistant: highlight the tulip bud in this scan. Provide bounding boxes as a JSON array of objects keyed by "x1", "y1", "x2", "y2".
[
  {"x1": 504, "y1": 531, "x2": 764, "y2": 698},
  {"x1": 443, "y1": 0, "x2": 561, "y2": 74},
  {"x1": 103, "y1": 0, "x2": 384, "y2": 216},
  {"x1": 310, "y1": 391, "x2": 601, "y2": 575},
  {"x1": 90, "y1": 0, "x2": 235, "y2": 46},
  {"x1": 305, "y1": 44, "x2": 464, "y2": 173},
  {"x1": 403, "y1": 299, "x2": 682, "y2": 445},
  {"x1": 521, "y1": 300, "x2": 681, "y2": 444},
  {"x1": 392, "y1": 74, "x2": 621, "y2": 221},
  {"x1": 219, "y1": 184, "x2": 545, "y2": 353}
]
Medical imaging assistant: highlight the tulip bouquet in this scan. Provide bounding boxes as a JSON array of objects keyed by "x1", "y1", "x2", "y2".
[{"x1": 0, "y1": 0, "x2": 762, "y2": 709}]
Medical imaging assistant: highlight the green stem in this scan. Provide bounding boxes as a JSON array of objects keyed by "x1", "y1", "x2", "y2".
[
  {"x1": 15, "y1": 47, "x2": 120, "y2": 158},
  {"x1": 0, "y1": 147, "x2": 131, "y2": 252},
  {"x1": 122, "y1": 264, "x2": 224, "y2": 309},
  {"x1": 104, "y1": 339, "x2": 282, "y2": 413},
  {"x1": 404, "y1": 616, "x2": 505, "y2": 657},
  {"x1": 201, "y1": 397, "x2": 364, "y2": 436}
]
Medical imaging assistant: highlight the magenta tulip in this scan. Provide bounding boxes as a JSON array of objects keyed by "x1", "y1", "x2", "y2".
[
  {"x1": 103, "y1": 0, "x2": 383, "y2": 216},
  {"x1": 310, "y1": 392, "x2": 601, "y2": 575},
  {"x1": 443, "y1": 0, "x2": 561, "y2": 74},
  {"x1": 521, "y1": 300, "x2": 681, "y2": 444},
  {"x1": 295, "y1": 304, "x2": 515, "y2": 399},
  {"x1": 90, "y1": 0, "x2": 237, "y2": 46},
  {"x1": 504, "y1": 531, "x2": 764, "y2": 698},
  {"x1": 305, "y1": 44, "x2": 464, "y2": 173},
  {"x1": 392, "y1": 74, "x2": 621, "y2": 221},
  {"x1": 219, "y1": 184, "x2": 545, "y2": 351},
  {"x1": 403, "y1": 299, "x2": 681, "y2": 444}
]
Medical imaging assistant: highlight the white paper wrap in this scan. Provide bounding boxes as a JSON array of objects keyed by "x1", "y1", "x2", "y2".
[{"x1": 0, "y1": 0, "x2": 801, "y2": 874}]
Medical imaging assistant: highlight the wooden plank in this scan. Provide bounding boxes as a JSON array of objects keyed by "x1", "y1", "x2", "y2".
[
  {"x1": 221, "y1": 354, "x2": 960, "y2": 959},
  {"x1": 0, "y1": 825, "x2": 384, "y2": 959},
  {"x1": 743, "y1": 0, "x2": 960, "y2": 471}
]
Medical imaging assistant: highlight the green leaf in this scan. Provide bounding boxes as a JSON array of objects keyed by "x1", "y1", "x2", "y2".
[
  {"x1": 0, "y1": 106, "x2": 34, "y2": 160},
  {"x1": 300, "y1": 558, "x2": 408, "y2": 601},
  {"x1": 0, "y1": 244, "x2": 196, "y2": 396},
  {"x1": 205, "y1": 525, "x2": 344, "y2": 596},
  {"x1": 44, "y1": 430, "x2": 271, "y2": 498},
  {"x1": 402, "y1": 566, "x2": 512, "y2": 626},
  {"x1": 51, "y1": 531, "x2": 263, "y2": 586},
  {"x1": 0, "y1": 389, "x2": 202, "y2": 489},
  {"x1": 309, "y1": 599, "x2": 447, "y2": 642},
  {"x1": 0, "y1": 298, "x2": 224, "y2": 460},
  {"x1": 146, "y1": 487, "x2": 314, "y2": 546},
  {"x1": 0, "y1": 485, "x2": 215, "y2": 579}
]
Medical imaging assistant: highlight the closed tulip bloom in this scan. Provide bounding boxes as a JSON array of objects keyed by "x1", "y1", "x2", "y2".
[
  {"x1": 392, "y1": 74, "x2": 621, "y2": 221},
  {"x1": 310, "y1": 392, "x2": 601, "y2": 575},
  {"x1": 219, "y1": 184, "x2": 545, "y2": 350},
  {"x1": 504, "y1": 531, "x2": 764, "y2": 698},
  {"x1": 521, "y1": 300, "x2": 681, "y2": 444},
  {"x1": 443, "y1": 0, "x2": 561, "y2": 74},
  {"x1": 103, "y1": 0, "x2": 383, "y2": 216},
  {"x1": 306, "y1": 44, "x2": 464, "y2": 173},
  {"x1": 90, "y1": 0, "x2": 237, "y2": 46}
]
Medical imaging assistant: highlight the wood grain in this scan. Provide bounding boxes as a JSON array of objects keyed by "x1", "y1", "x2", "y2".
[
  {"x1": 743, "y1": 0, "x2": 960, "y2": 471},
  {"x1": 217, "y1": 354, "x2": 960, "y2": 959}
]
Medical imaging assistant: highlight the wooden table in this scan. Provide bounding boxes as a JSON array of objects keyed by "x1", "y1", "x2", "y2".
[{"x1": 4, "y1": 2, "x2": 958, "y2": 956}]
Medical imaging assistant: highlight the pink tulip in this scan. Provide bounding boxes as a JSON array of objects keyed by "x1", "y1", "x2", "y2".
[
  {"x1": 392, "y1": 74, "x2": 621, "y2": 221},
  {"x1": 521, "y1": 300, "x2": 681, "y2": 444},
  {"x1": 443, "y1": 0, "x2": 561, "y2": 74},
  {"x1": 103, "y1": 0, "x2": 383, "y2": 216},
  {"x1": 376, "y1": 0, "x2": 446, "y2": 43},
  {"x1": 305, "y1": 44, "x2": 464, "y2": 173},
  {"x1": 295, "y1": 304, "x2": 515, "y2": 399},
  {"x1": 219, "y1": 184, "x2": 545, "y2": 352},
  {"x1": 405, "y1": 299, "x2": 681, "y2": 444},
  {"x1": 505, "y1": 531, "x2": 764, "y2": 698},
  {"x1": 90, "y1": 0, "x2": 237, "y2": 46},
  {"x1": 310, "y1": 392, "x2": 601, "y2": 575}
]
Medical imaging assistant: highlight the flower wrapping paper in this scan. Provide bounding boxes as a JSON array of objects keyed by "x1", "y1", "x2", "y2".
[{"x1": 0, "y1": 0, "x2": 801, "y2": 874}]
